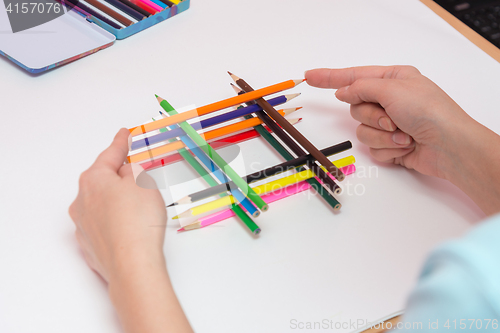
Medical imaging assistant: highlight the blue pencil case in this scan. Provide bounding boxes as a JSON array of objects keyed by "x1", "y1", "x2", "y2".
[{"x1": 0, "y1": 0, "x2": 190, "y2": 73}]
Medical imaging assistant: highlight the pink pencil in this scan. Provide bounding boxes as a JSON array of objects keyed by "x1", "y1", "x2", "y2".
[
  {"x1": 138, "y1": 0, "x2": 163, "y2": 12},
  {"x1": 178, "y1": 164, "x2": 356, "y2": 232}
]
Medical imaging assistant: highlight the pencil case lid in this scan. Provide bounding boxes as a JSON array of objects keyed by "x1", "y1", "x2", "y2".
[{"x1": 0, "y1": 6, "x2": 116, "y2": 74}]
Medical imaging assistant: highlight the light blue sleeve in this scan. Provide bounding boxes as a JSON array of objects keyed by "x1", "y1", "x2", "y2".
[{"x1": 396, "y1": 214, "x2": 500, "y2": 332}]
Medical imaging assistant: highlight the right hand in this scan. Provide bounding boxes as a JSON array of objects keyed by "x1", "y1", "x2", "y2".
[{"x1": 305, "y1": 66, "x2": 476, "y2": 180}]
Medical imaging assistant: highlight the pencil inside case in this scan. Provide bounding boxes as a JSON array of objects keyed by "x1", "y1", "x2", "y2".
[{"x1": 65, "y1": 0, "x2": 189, "y2": 39}]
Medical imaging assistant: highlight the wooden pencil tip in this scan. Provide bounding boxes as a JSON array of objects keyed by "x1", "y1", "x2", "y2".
[
  {"x1": 172, "y1": 215, "x2": 179, "y2": 220},
  {"x1": 228, "y1": 72, "x2": 240, "y2": 82},
  {"x1": 177, "y1": 227, "x2": 185, "y2": 232},
  {"x1": 156, "y1": 95, "x2": 164, "y2": 103},
  {"x1": 227, "y1": 71, "x2": 233, "y2": 75},
  {"x1": 296, "y1": 107, "x2": 303, "y2": 110},
  {"x1": 166, "y1": 202, "x2": 177, "y2": 207},
  {"x1": 230, "y1": 83, "x2": 242, "y2": 94}
]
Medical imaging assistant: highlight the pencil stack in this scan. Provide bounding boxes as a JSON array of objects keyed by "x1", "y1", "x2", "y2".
[{"x1": 127, "y1": 74, "x2": 356, "y2": 234}]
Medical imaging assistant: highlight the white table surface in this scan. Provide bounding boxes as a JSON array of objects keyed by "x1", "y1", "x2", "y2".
[{"x1": 1, "y1": 1, "x2": 499, "y2": 332}]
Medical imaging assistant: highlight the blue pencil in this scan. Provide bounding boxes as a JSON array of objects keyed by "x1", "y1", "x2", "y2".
[
  {"x1": 131, "y1": 93, "x2": 300, "y2": 150},
  {"x1": 149, "y1": 0, "x2": 167, "y2": 8},
  {"x1": 157, "y1": 111, "x2": 260, "y2": 218}
]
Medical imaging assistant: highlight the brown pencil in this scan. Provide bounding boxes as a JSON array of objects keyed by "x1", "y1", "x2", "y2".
[
  {"x1": 230, "y1": 83, "x2": 341, "y2": 195},
  {"x1": 83, "y1": 0, "x2": 134, "y2": 26},
  {"x1": 229, "y1": 72, "x2": 345, "y2": 182}
]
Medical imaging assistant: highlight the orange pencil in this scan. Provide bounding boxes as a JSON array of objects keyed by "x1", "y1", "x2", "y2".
[
  {"x1": 128, "y1": 113, "x2": 300, "y2": 163},
  {"x1": 129, "y1": 79, "x2": 304, "y2": 137}
]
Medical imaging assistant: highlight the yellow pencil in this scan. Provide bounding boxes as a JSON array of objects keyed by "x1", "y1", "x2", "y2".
[{"x1": 173, "y1": 155, "x2": 355, "y2": 219}]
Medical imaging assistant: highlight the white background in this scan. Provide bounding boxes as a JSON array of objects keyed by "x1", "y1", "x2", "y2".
[{"x1": 0, "y1": 1, "x2": 499, "y2": 332}]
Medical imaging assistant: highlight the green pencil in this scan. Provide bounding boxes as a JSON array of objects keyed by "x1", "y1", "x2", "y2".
[
  {"x1": 156, "y1": 95, "x2": 269, "y2": 213},
  {"x1": 154, "y1": 105, "x2": 261, "y2": 234}
]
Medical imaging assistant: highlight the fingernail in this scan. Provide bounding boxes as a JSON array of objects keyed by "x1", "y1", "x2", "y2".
[
  {"x1": 392, "y1": 131, "x2": 411, "y2": 145},
  {"x1": 378, "y1": 117, "x2": 394, "y2": 131}
]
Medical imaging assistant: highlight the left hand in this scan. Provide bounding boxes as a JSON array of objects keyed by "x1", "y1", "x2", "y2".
[{"x1": 69, "y1": 128, "x2": 167, "y2": 283}]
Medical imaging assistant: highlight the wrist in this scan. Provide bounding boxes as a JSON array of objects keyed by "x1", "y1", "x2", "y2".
[
  {"x1": 441, "y1": 118, "x2": 500, "y2": 215},
  {"x1": 108, "y1": 249, "x2": 167, "y2": 289}
]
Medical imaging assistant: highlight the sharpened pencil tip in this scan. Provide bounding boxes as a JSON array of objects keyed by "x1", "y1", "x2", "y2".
[
  {"x1": 228, "y1": 72, "x2": 240, "y2": 82},
  {"x1": 155, "y1": 94, "x2": 158, "y2": 98},
  {"x1": 177, "y1": 227, "x2": 185, "y2": 232},
  {"x1": 227, "y1": 71, "x2": 233, "y2": 75},
  {"x1": 172, "y1": 215, "x2": 179, "y2": 220},
  {"x1": 156, "y1": 95, "x2": 164, "y2": 103},
  {"x1": 296, "y1": 107, "x2": 303, "y2": 110},
  {"x1": 166, "y1": 202, "x2": 177, "y2": 207},
  {"x1": 230, "y1": 83, "x2": 242, "y2": 94}
]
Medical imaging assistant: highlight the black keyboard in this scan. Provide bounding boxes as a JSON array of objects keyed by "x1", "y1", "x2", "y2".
[{"x1": 434, "y1": 0, "x2": 500, "y2": 47}]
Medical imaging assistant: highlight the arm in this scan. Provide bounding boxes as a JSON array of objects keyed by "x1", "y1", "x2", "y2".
[
  {"x1": 69, "y1": 128, "x2": 193, "y2": 333},
  {"x1": 305, "y1": 66, "x2": 500, "y2": 216}
]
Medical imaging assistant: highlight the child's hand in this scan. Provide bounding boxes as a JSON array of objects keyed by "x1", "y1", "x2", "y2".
[
  {"x1": 69, "y1": 128, "x2": 167, "y2": 283},
  {"x1": 305, "y1": 66, "x2": 475, "y2": 180}
]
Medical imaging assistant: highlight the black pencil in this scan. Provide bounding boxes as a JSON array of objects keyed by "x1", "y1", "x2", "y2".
[
  {"x1": 168, "y1": 140, "x2": 352, "y2": 206},
  {"x1": 158, "y1": 0, "x2": 175, "y2": 6},
  {"x1": 229, "y1": 80, "x2": 342, "y2": 196},
  {"x1": 230, "y1": 72, "x2": 345, "y2": 182}
]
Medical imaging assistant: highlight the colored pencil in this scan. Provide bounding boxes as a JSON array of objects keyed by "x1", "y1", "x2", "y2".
[
  {"x1": 116, "y1": 0, "x2": 151, "y2": 17},
  {"x1": 83, "y1": 0, "x2": 134, "y2": 26},
  {"x1": 124, "y1": 0, "x2": 156, "y2": 14},
  {"x1": 148, "y1": 0, "x2": 167, "y2": 9},
  {"x1": 169, "y1": 142, "x2": 353, "y2": 206},
  {"x1": 158, "y1": 101, "x2": 260, "y2": 219},
  {"x1": 157, "y1": 0, "x2": 174, "y2": 6},
  {"x1": 232, "y1": 99, "x2": 342, "y2": 212},
  {"x1": 137, "y1": 0, "x2": 162, "y2": 12},
  {"x1": 102, "y1": 0, "x2": 147, "y2": 20},
  {"x1": 128, "y1": 111, "x2": 299, "y2": 163},
  {"x1": 169, "y1": 0, "x2": 180, "y2": 3},
  {"x1": 153, "y1": 120, "x2": 261, "y2": 234},
  {"x1": 230, "y1": 73, "x2": 345, "y2": 182},
  {"x1": 65, "y1": 0, "x2": 123, "y2": 29},
  {"x1": 129, "y1": 79, "x2": 305, "y2": 136},
  {"x1": 130, "y1": 93, "x2": 299, "y2": 150},
  {"x1": 156, "y1": 96, "x2": 269, "y2": 213},
  {"x1": 173, "y1": 160, "x2": 354, "y2": 220},
  {"x1": 131, "y1": 105, "x2": 300, "y2": 151},
  {"x1": 140, "y1": 125, "x2": 295, "y2": 172},
  {"x1": 177, "y1": 165, "x2": 353, "y2": 231},
  {"x1": 179, "y1": 181, "x2": 312, "y2": 231},
  {"x1": 230, "y1": 83, "x2": 341, "y2": 196}
]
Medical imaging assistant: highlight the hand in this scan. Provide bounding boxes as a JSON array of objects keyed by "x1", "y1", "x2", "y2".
[
  {"x1": 305, "y1": 66, "x2": 474, "y2": 180},
  {"x1": 69, "y1": 128, "x2": 167, "y2": 282},
  {"x1": 305, "y1": 66, "x2": 500, "y2": 216},
  {"x1": 69, "y1": 129, "x2": 192, "y2": 333}
]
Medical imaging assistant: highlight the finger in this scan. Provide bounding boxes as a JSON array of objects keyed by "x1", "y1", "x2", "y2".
[
  {"x1": 350, "y1": 103, "x2": 396, "y2": 132},
  {"x1": 369, "y1": 147, "x2": 415, "y2": 163},
  {"x1": 356, "y1": 124, "x2": 413, "y2": 149},
  {"x1": 93, "y1": 128, "x2": 131, "y2": 172},
  {"x1": 335, "y1": 78, "x2": 406, "y2": 106},
  {"x1": 305, "y1": 66, "x2": 420, "y2": 89}
]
